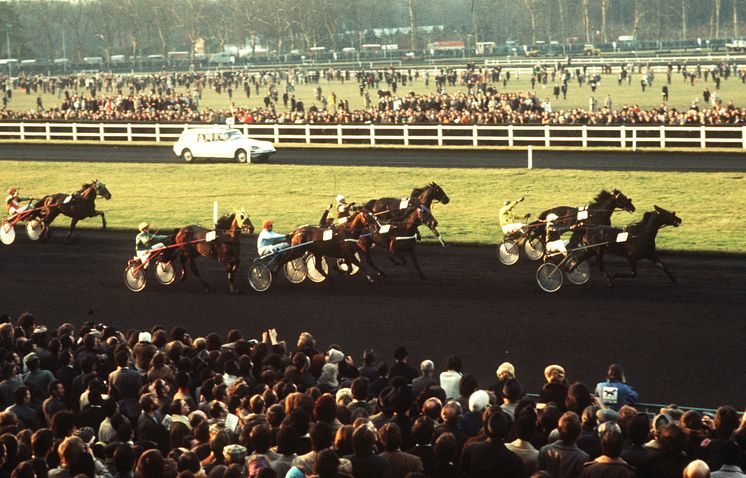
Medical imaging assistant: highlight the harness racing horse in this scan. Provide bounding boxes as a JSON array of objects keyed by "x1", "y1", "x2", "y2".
[
  {"x1": 175, "y1": 209, "x2": 254, "y2": 293},
  {"x1": 364, "y1": 182, "x2": 450, "y2": 222},
  {"x1": 578, "y1": 206, "x2": 682, "y2": 287},
  {"x1": 536, "y1": 189, "x2": 636, "y2": 246},
  {"x1": 288, "y1": 210, "x2": 377, "y2": 283},
  {"x1": 360, "y1": 204, "x2": 443, "y2": 280},
  {"x1": 35, "y1": 179, "x2": 112, "y2": 243}
]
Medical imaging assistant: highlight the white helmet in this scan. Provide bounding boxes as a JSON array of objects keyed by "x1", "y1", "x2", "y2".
[
  {"x1": 336, "y1": 194, "x2": 346, "y2": 203},
  {"x1": 546, "y1": 213, "x2": 558, "y2": 222}
]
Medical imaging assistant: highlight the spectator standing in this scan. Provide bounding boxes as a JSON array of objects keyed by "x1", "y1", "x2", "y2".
[
  {"x1": 412, "y1": 360, "x2": 438, "y2": 398},
  {"x1": 439, "y1": 356, "x2": 463, "y2": 400},
  {"x1": 538, "y1": 411, "x2": 589, "y2": 478},
  {"x1": 595, "y1": 364, "x2": 638, "y2": 411},
  {"x1": 378, "y1": 423, "x2": 423, "y2": 478},
  {"x1": 539, "y1": 365, "x2": 569, "y2": 412},
  {"x1": 460, "y1": 410, "x2": 523, "y2": 478},
  {"x1": 388, "y1": 347, "x2": 419, "y2": 384},
  {"x1": 578, "y1": 428, "x2": 636, "y2": 478}
]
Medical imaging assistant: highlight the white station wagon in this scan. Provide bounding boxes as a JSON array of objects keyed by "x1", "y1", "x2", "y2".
[{"x1": 172, "y1": 127, "x2": 276, "y2": 163}]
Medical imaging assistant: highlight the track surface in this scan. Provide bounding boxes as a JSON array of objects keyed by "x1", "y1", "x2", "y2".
[
  {"x1": 2, "y1": 143, "x2": 746, "y2": 171},
  {"x1": 1, "y1": 229, "x2": 744, "y2": 409}
]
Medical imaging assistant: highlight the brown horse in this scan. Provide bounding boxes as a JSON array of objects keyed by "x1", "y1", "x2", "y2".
[
  {"x1": 360, "y1": 204, "x2": 443, "y2": 280},
  {"x1": 364, "y1": 182, "x2": 450, "y2": 223},
  {"x1": 35, "y1": 179, "x2": 112, "y2": 243},
  {"x1": 288, "y1": 210, "x2": 376, "y2": 283},
  {"x1": 175, "y1": 209, "x2": 254, "y2": 293}
]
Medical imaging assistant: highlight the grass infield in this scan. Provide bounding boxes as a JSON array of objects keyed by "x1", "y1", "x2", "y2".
[{"x1": 4, "y1": 160, "x2": 744, "y2": 253}]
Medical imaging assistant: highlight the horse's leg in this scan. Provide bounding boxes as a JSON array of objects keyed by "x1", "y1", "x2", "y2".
[
  {"x1": 189, "y1": 258, "x2": 212, "y2": 292},
  {"x1": 408, "y1": 249, "x2": 426, "y2": 280},
  {"x1": 613, "y1": 257, "x2": 638, "y2": 279},
  {"x1": 179, "y1": 254, "x2": 188, "y2": 281},
  {"x1": 226, "y1": 258, "x2": 240, "y2": 294},
  {"x1": 349, "y1": 250, "x2": 374, "y2": 283},
  {"x1": 596, "y1": 249, "x2": 614, "y2": 287},
  {"x1": 651, "y1": 255, "x2": 677, "y2": 283},
  {"x1": 315, "y1": 254, "x2": 328, "y2": 277},
  {"x1": 388, "y1": 241, "x2": 404, "y2": 265},
  {"x1": 93, "y1": 210, "x2": 106, "y2": 230},
  {"x1": 65, "y1": 218, "x2": 79, "y2": 243},
  {"x1": 362, "y1": 247, "x2": 386, "y2": 278}
]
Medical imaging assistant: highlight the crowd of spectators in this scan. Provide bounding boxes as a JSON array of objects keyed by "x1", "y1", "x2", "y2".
[
  {"x1": 1, "y1": 62, "x2": 746, "y2": 126},
  {"x1": 0, "y1": 311, "x2": 743, "y2": 478}
]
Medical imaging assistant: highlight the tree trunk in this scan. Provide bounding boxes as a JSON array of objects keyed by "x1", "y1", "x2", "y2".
[
  {"x1": 556, "y1": 0, "x2": 567, "y2": 43},
  {"x1": 525, "y1": 0, "x2": 537, "y2": 45},
  {"x1": 680, "y1": 0, "x2": 687, "y2": 40},
  {"x1": 632, "y1": 0, "x2": 642, "y2": 39},
  {"x1": 407, "y1": 0, "x2": 417, "y2": 51},
  {"x1": 734, "y1": 0, "x2": 739, "y2": 38},
  {"x1": 711, "y1": 0, "x2": 721, "y2": 38},
  {"x1": 600, "y1": 0, "x2": 609, "y2": 43},
  {"x1": 582, "y1": 0, "x2": 591, "y2": 44}
]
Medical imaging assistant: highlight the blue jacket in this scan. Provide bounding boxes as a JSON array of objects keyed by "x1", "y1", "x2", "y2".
[{"x1": 595, "y1": 380, "x2": 639, "y2": 410}]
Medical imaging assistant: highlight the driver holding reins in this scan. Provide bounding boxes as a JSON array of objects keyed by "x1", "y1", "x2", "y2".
[
  {"x1": 257, "y1": 220, "x2": 290, "y2": 256},
  {"x1": 499, "y1": 196, "x2": 525, "y2": 234},
  {"x1": 320, "y1": 194, "x2": 354, "y2": 227},
  {"x1": 5, "y1": 187, "x2": 34, "y2": 216},
  {"x1": 135, "y1": 222, "x2": 169, "y2": 262}
]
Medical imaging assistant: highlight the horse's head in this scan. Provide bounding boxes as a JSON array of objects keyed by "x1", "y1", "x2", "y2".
[
  {"x1": 93, "y1": 179, "x2": 112, "y2": 200},
  {"x1": 234, "y1": 208, "x2": 255, "y2": 234},
  {"x1": 429, "y1": 182, "x2": 450, "y2": 205},
  {"x1": 611, "y1": 189, "x2": 635, "y2": 213},
  {"x1": 654, "y1": 205, "x2": 682, "y2": 228}
]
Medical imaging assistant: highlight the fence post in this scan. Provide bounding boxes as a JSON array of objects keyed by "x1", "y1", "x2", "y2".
[
  {"x1": 742, "y1": 126, "x2": 746, "y2": 149},
  {"x1": 127, "y1": 124, "x2": 132, "y2": 142},
  {"x1": 19, "y1": 123, "x2": 25, "y2": 140},
  {"x1": 508, "y1": 124, "x2": 514, "y2": 147},
  {"x1": 527, "y1": 145, "x2": 533, "y2": 169},
  {"x1": 45, "y1": 123, "x2": 51, "y2": 141},
  {"x1": 370, "y1": 124, "x2": 375, "y2": 147},
  {"x1": 213, "y1": 201, "x2": 218, "y2": 227},
  {"x1": 472, "y1": 125, "x2": 478, "y2": 146},
  {"x1": 544, "y1": 125, "x2": 550, "y2": 147},
  {"x1": 155, "y1": 124, "x2": 161, "y2": 143},
  {"x1": 437, "y1": 124, "x2": 443, "y2": 146},
  {"x1": 632, "y1": 128, "x2": 637, "y2": 151},
  {"x1": 659, "y1": 125, "x2": 665, "y2": 148},
  {"x1": 404, "y1": 125, "x2": 409, "y2": 146},
  {"x1": 582, "y1": 125, "x2": 588, "y2": 148},
  {"x1": 701, "y1": 125, "x2": 706, "y2": 149},
  {"x1": 72, "y1": 123, "x2": 78, "y2": 141},
  {"x1": 305, "y1": 124, "x2": 311, "y2": 144},
  {"x1": 620, "y1": 125, "x2": 626, "y2": 148},
  {"x1": 337, "y1": 124, "x2": 343, "y2": 145},
  {"x1": 274, "y1": 124, "x2": 280, "y2": 144},
  {"x1": 99, "y1": 123, "x2": 104, "y2": 142}
]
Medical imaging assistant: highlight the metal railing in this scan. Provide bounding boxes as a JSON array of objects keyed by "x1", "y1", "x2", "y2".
[{"x1": 0, "y1": 122, "x2": 744, "y2": 149}]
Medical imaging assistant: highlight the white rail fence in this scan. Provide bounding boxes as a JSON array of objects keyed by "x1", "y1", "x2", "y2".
[{"x1": 0, "y1": 122, "x2": 744, "y2": 149}]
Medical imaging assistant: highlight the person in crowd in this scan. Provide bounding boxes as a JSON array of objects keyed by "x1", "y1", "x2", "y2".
[
  {"x1": 537, "y1": 411, "x2": 589, "y2": 478},
  {"x1": 579, "y1": 427, "x2": 636, "y2": 478},
  {"x1": 595, "y1": 364, "x2": 639, "y2": 411},
  {"x1": 412, "y1": 360, "x2": 438, "y2": 398},
  {"x1": 439, "y1": 356, "x2": 463, "y2": 401}
]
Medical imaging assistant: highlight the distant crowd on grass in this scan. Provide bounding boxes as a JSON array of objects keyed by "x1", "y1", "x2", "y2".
[
  {"x1": 0, "y1": 311, "x2": 744, "y2": 478},
  {"x1": 1, "y1": 61, "x2": 746, "y2": 126}
]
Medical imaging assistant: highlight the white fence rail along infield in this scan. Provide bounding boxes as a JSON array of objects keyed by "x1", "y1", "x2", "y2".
[{"x1": 0, "y1": 121, "x2": 745, "y2": 149}]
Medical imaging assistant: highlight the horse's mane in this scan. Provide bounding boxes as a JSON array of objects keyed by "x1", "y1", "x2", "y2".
[
  {"x1": 411, "y1": 186, "x2": 426, "y2": 197},
  {"x1": 215, "y1": 213, "x2": 235, "y2": 230},
  {"x1": 625, "y1": 211, "x2": 653, "y2": 234},
  {"x1": 590, "y1": 189, "x2": 613, "y2": 205},
  {"x1": 79, "y1": 183, "x2": 93, "y2": 192}
]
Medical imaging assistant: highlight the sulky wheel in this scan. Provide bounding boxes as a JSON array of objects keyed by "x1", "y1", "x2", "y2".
[
  {"x1": 248, "y1": 262, "x2": 272, "y2": 292},
  {"x1": 283, "y1": 257, "x2": 307, "y2": 284},
  {"x1": 154, "y1": 260, "x2": 176, "y2": 286},
  {"x1": 336, "y1": 252, "x2": 361, "y2": 275},
  {"x1": 123, "y1": 265, "x2": 147, "y2": 292},
  {"x1": 497, "y1": 240, "x2": 520, "y2": 265},
  {"x1": 26, "y1": 220, "x2": 43, "y2": 241},
  {"x1": 305, "y1": 253, "x2": 329, "y2": 283},
  {"x1": 524, "y1": 236, "x2": 545, "y2": 261},
  {"x1": 0, "y1": 221, "x2": 16, "y2": 245},
  {"x1": 565, "y1": 257, "x2": 591, "y2": 285},
  {"x1": 537, "y1": 262, "x2": 564, "y2": 293}
]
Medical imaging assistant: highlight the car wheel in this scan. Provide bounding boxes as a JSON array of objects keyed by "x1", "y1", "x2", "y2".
[
  {"x1": 182, "y1": 149, "x2": 194, "y2": 162},
  {"x1": 235, "y1": 149, "x2": 248, "y2": 163}
]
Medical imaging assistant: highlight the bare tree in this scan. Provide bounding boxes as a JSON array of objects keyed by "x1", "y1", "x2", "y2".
[
  {"x1": 600, "y1": 0, "x2": 610, "y2": 42},
  {"x1": 711, "y1": 0, "x2": 722, "y2": 38},
  {"x1": 733, "y1": 0, "x2": 739, "y2": 38},
  {"x1": 524, "y1": 0, "x2": 539, "y2": 44},
  {"x1": 408, "y1": 0, "x2": 417, "y2": 51},
  {"x1": 680, "y1": 0, "x2": 688, "y2": 39},
  {"x1": 582, "y1": 0, "x2": 591, "y2": 44}
]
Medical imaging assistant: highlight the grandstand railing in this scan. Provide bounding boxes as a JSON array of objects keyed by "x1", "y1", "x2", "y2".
[{"x1": 0, "y1": 122, "x2": 744, "y2": 149}]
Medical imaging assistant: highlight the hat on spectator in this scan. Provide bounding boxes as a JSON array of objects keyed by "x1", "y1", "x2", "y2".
[
  {"x1": 336, "y1": 388, "x2": 352, "y2": 404},
  {"x1": 75, "y1": 426, "x2": 96, "y2": 444},
  {"x1": 597, "y1": 408, "x2": 621, "y2": 424},
  {"x1": 223, "y1": 444, "x2": 247, "y2": 464},
  {"x1": 378, "y1": 386, "x2": 396, "y2": 411},
  {"x1": 326, "y1": 348, "x2": 344, "y2": 364},
  {"x1": 138, "y1": 331, "x2": 152, "y2": 343},
  {"x1": 496, "y1": 362, "x2": 515, "y2": 379},
  {"x1": 393, "y1": 386, "x2": 415, "y2": 414},
  {"x1": 544, "y1": 364, "x2": 565, "y2": 382},
  {"x1": 469, "y1": 390, "x2": 490, "y2": 413},
  {"x1": 652, "y1": 413, "x2": 674, "y2": 435}
]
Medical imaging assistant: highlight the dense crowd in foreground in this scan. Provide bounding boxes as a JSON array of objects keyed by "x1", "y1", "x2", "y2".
[
  {"x1": 0, "y1": 312, "x2": 742, "y2": 478},
  {"x1": 0, "y1": 62, "x2": 745, "y2": 126}
]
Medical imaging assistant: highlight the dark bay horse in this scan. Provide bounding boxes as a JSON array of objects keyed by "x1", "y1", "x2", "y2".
[
  {"x1": 535, "y1": 189, "x2": 636, "y2": 245},
  {"x1": 36, "y1": 179, "x2": 112, "y2": 243},
  {"x1": 359, "y1": 204, "x2": 442, "y2": 280},
  {"x1": 288, "y1": 210, "x2": 377, "y2": 283},
  {"x1": 579, "y1": 205, "x2": 682, "y2": 287},
  {"x1": 364, "y1": 182, "x2": 450, "y2": 222},
  {"x1": 175, "y1": 209, "x2": 254, "y2": 293}
]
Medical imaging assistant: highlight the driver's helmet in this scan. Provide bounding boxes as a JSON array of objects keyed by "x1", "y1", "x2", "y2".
[
  {"x1": 336, "y1": 194, "x2": 346, "y2": 204},
  {"x1": 503, "y1": 200, "x2": 511, "y2": 206},
  {"x1": 7, "y1": 187, "x2": 17, "y2": 196},
  {"x1": 546, "y1": 213, "x2": 558, "y2": 222},
  {"x1": 138, "y1": 222, "x2": 150, "y2": 232}
]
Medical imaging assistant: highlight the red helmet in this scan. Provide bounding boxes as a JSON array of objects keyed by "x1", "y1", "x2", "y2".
[
  {"x1": 262, "y1": 220, "x2": 273, "y2": 229},
  {"x1": 7, "y1": 187, "x2": 17, "y2": 195}
]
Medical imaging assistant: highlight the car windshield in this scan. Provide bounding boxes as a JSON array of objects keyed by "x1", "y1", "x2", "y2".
[{"x1": 223, "y1": 131, "x2": 243, "y2": 141}]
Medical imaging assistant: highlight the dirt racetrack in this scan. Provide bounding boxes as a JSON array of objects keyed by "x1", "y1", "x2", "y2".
[{"x1": 1, "y1": 228, "x2": 744, "y2": 409}]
